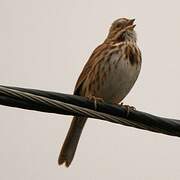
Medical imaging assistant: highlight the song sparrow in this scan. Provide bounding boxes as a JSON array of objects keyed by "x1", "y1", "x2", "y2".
[{"x1": 59, "y1": 18, "x2": 142, "y2": 167}]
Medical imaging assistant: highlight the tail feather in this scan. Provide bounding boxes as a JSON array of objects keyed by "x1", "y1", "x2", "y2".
[{"x1": 58, "y1": 116, "x2": 87, "y2": 167}]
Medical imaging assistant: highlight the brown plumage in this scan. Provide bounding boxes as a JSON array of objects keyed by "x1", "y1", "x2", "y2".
[{"x1": 58, "y1": 18, "x2": 142, "y2": 167}]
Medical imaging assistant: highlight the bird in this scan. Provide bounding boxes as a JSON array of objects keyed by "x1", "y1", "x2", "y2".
[{"x1": 58, "y1": 18, "x2": 142, "y2": 167}]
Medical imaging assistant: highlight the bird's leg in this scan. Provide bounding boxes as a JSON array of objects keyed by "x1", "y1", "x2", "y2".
[
  {"x1": 119, "y1": 102, "x2": 136, "y2": 117},
  {"x1": 87, "y1": 95, "x2": 104, "y2": 110}
]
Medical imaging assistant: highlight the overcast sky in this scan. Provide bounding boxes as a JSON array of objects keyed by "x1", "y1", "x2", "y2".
[{"x1": 0, "y1": 0, "x2": 180, "y2": 179}]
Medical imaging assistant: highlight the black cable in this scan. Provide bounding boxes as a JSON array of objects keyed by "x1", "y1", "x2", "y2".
[{"x1": 0, "y1": 85, "x2": 180, "y2": 137}]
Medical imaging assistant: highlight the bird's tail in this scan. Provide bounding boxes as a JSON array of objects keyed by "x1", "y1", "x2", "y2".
[{"x1": 58, "y1": 116, "x2": 87, "y2": 167}]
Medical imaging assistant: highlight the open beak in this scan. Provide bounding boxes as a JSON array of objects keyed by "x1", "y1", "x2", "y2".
[{"x1": 126, "y1": 19, "x2": 136, "y2": 30}]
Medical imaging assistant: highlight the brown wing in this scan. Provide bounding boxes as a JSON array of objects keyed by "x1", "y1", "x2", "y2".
[{"x1": 74, "y1": 43, "x2": 109, "y2": 95}]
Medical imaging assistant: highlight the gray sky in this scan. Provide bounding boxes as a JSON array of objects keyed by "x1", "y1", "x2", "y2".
[{"x1": 0, "y1": 0, "x2": 180, "y2": 179}]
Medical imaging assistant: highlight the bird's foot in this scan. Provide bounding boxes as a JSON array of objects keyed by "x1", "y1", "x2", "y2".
[
  {"x1": 119, "y1": 102, "x2": 136, "y2": 117},
  {"x1": 87, "y1": 95, "x2": 104, "y2": 110}
]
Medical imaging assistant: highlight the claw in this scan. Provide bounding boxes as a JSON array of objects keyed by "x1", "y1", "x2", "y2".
[
  {"x1": 119, "y1": 102, "x2": 136, "y2": 117},
  {"x1": 87, "y1": 95, "x2": 104, "y2": 110}
]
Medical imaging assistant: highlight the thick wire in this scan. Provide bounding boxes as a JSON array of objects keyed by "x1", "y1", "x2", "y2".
[{"x1": 0, "y1": 86, "x2": 180, "y2": 137}]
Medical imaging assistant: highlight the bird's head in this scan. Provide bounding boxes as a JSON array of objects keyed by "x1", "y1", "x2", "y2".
[{"x1": 106, "y1": 18, "x2": 137, "y2": 43}]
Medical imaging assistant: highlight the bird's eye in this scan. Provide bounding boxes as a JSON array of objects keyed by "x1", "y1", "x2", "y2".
[{"x1": 116, "y1": 24, "x2": 121, "y2": 28}]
